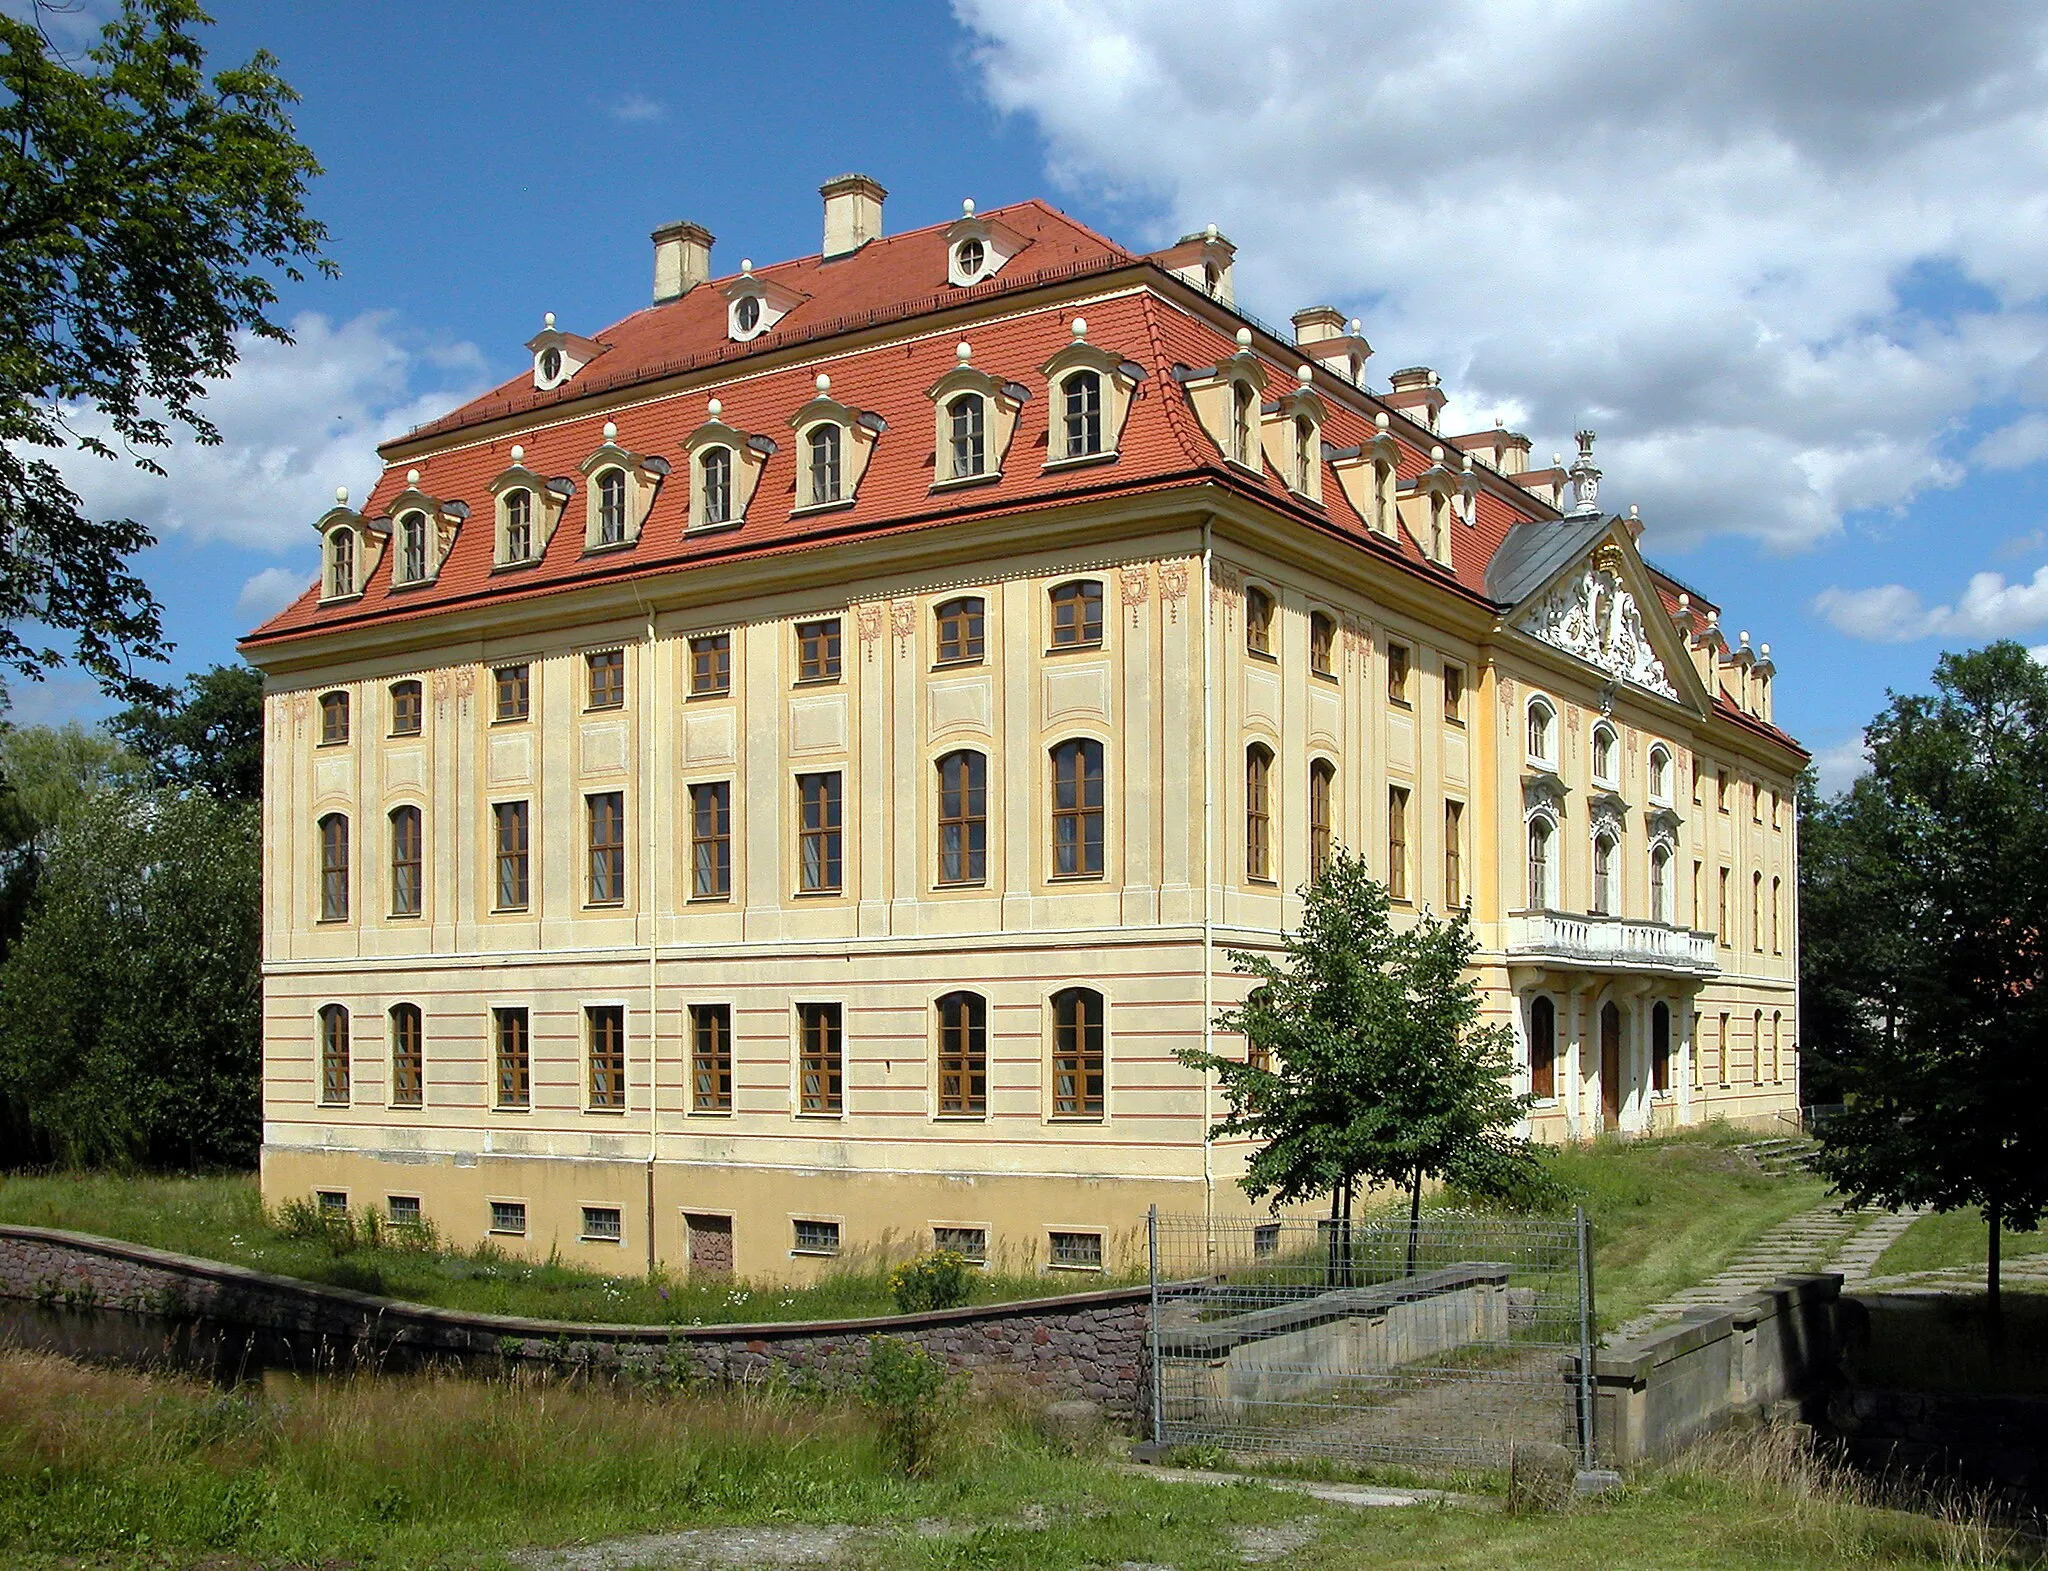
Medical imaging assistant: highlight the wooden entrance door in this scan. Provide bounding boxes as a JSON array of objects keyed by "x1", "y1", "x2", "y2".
[
  {"x1": 1599, "y1": 1003, "x2": 1623, "y2": 1131},
  {"x1": 685, "y1": 1213, "x2": 733, "y2": 1276}
]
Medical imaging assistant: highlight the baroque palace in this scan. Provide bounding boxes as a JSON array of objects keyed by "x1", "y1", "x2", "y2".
[{"x1": 243, "y1": 177, "x2": 1805, "y2": 1281}]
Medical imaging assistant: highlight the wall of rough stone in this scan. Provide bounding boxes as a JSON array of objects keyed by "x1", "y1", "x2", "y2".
[{"x1": 0, "y1": 1225, "x2": 1150, "y2": 1417}]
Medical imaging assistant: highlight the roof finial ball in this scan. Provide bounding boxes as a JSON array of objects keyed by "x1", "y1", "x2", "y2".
[
  {"x1": 815, "y1": 372, "x2": 831, "y2": 394},
  {"x1": 510, "y1": 445, "x2": 524, "y2": 464},
  {"x1": 543, "y1": 312, "x2": 555, "y2": 331},
  {"x1": 962, "y1": 198, "x2": 975, "y2": 217},
  {"x1": 1205, "y1": 223, "x2": 1219, "y2": 242},
  {"x1": 1297, "y1": 364, "x2": 1313, "y2": 388},
  {"x1": 1071, "y1": 317, "x2": 1087, "y2": 341},
  {"x1": 707, "y1": 397, "x2": 722, "y2": 418},
  {"x1": 603, "y1": 421, "x2": 618, "y2": 443},
  {"x1": 406, "y1": 469, "x2": 420, "y2": 486},
  {"x1": 1236, "y1": 327, "x2": 1252, "y2": 348},
  {"x1": 957, "y1": 341, "x2": 973, "y2": 365},
  {"x1": 741, "y1": 258, "x2": 754, "y2": 275},
  {"x1": 335, "y1": 486, "x2": 348, "y2": 506}
]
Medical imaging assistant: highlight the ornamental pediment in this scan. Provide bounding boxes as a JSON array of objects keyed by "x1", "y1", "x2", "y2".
[{"x1": 1514, "y1": 542, "x2": 1678, "y2": 700}]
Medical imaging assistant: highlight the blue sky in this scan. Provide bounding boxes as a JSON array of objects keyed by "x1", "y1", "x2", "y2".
[{"x1": 25, "y1": 1, "x2": 2048, "y2": 796}]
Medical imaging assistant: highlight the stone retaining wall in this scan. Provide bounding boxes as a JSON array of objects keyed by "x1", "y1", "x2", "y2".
[{"x1": 0, "y1": 1225, "x2": 1150, "y2": 1417}]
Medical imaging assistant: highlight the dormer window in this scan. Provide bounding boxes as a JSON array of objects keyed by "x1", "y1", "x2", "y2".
[
  {"x1": 327, "y1": 528, "x2": 356, "y2": 598},
  {"x1": 576, "y1": 422, "x2": 666, "y2": 552},
  {"x1": 724, "y1": 263, "x2": 799, "y2": 343},
  {"x1": 955, "y1": 237, "x2": 985, "y2": 279},
  {"x1": 685, "y1": 397, "x2": 774, "y2": 532},
  {"x1": 701, "y1": 446, "x2": 732, "y2": 525},
  {"x1": 1230, "y1": 383, "x2": 1255, "y2": 467},
  {"x1": 947, "y1": 394, "x2": 985, "y2": 479},
  {"x1": 502, "y1": 488, "x2": 533, "y2": 563},
  {"x1": 1041, "y1": 321, "x2": 1142, "y2": 470},
  {"x1": 942, "y1": 200, "x2": 1025, "y2": 288},
  {"x1": 926, "y1": 342, "x2": 1025, "y2": 490},
  {"x1": 806, "y1": 423, "x2": 842, "y2": 506},
  {"x1": 789, "y1": 373, "x2": 881, "y2": 511},
  {"x1": 396, "y1": 512, "x2": 427, "y2": 584},
  {"x1": 595, "y1": 468, "x2": 627, "y2": 545},
  {"x1": 1293, "y1": 415, "x2": 1315, "y2": 493},
  {"x1": 526, "y1": 313, "x2": 605, "y2": 391},
  {"x1": 734, "y1": 295, "x2": 760, "y2": 334},
  {"x1": 1063, "y1": 371, "x2": 1102, "y2": 458},
  {"x1": 539, "y1": 347, "x2": 562, "y2": 382}
]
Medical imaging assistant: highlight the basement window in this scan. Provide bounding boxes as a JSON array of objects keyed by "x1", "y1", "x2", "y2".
[
  {"x1": 793, "y1": 1218, "x2": 841, "y2": 1256},
  {"x1": 1048, "y1": 1230, "x2": 1103, "y2": 1270},
  {"x1": 489, "y1": 1200, "x2": 527, "y2": 1237},
  {"x1": 581, "y1": 1206, "x2": 623, "y2": 1243}
]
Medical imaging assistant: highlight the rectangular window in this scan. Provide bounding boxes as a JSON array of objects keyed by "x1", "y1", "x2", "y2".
[
  {"x1": 389, "y1": 1004, "x2": 423, "y2": 1108},
  {"x1": 1049, "y1": 581, "x2": 1104, "y2": 648},
  {"x1": 1050, "y1": 740, "x2": 1105, "y2": 878},
  {"x1": 587, "y1": 791, "x2": 625, "y2": 905},
  {"x1": 1752, "y1": 783, "x2": 1763, "y2": 824},
  {"x1": 1693, "y1": 860, "x2": 1704, "y2": 929},
  {"x1": 1253, "y1": 1223, "x2": 1282, "y2": 1259},
  {"x1": 1443, "y1": 663, "x2": 1465, "y2": 725},
  {"x1": 1245, "y1": 748, "x2": 1273, "y2": 882},
  {"x1": 387, "y1": 1195, "x2": 422, "y2": 1228},
  {"x1": 389, "y1": 681, "x2": 422, "y2": 737},
  {"x1": 798, "y1": 1002, "x2": 843, "y2": 1114},
  {"x1": 933, "y1": 1226, "x2": 988, "y2": 1263},
  {"x1": 489, "y1": 1200, "x2": 526, "y2": 1236},
  {"x1": 797, "y1": 773, "x2": 842, "y2": 893},
  {"x1": 494, "y1": 1007, "x2": 530, "y2": 1109},
  {"x1": 1051, "y1": 989, "x2": 1105, "y2": 1118},
  {"x1": 937, "y1": 752, "x2": 987, "y2": 885},
  {"x1": 494, "y1": 664, "x2": 530, "y2": 723},
  {"x1": 317, "y1": 1189, "x2": 348, "y2": 1214},
  {"x1": 1049, "y1": 1231, "x2": 1103, "y2": 1269},
  {"x1": 319, "y1": 691, "x2": 350, "y2": 746},
  {"x1": 690, "y1": 1003, "x2": 732, "y2": 1113},
  {"x1": 1309, "y1": 761, "x2": 1334, "y2": 880},
  {"x1": 319, "y1": 815, "x2": 349, "y2": 922},
  {"x1": 586, "y1": 648, "x2": 624, "y2": 710},
  {"x1": 1530, "y1": 1001, "x2": 1556, "y2": 1100},
  {"x1": 318, "y1": 1006, "x2": 350, "y2": 1105},
  {"x1": 793, "y1": 1218, "x2": 840, "y2": 1255},
  {"x1": 389, "y1": 807, "x2": 422, "y2": 918},
  {"x1": 1718, "y1": 770, "x2": 1730, "y2": 813},
  {"x1": 1444, "y1": 800, "x2": 1464, "y2": 907},
  {"x1": 587, "y1": 1005, "x2": 626, "y2": 1111},
  {"x1": 1718, "y1": 1012, "x2": 1731, "y2": 1084},
  {"x1": 797, "y1": 619, "x2": 842, "y2": 683},
  {"x1": 494, "y1": 801, "x2": 530, "y2": 911},
  {"x1": 935, "y1": 598, "x2": 985, "y2": 665},
  {"x1": 1386, "y1": 643, "x2": 1411, "y2": 707},
  {"x1": 1388, "y1": 786, "x2": 1410, "y2": 901},
  {"x1": 690, "y1": 781, "x2": 732, "y2": 899},
  {"x1": 1718, "y1": 868, "x2": 1731, "y2": 946},
  {"x1": 581, "y1": 1205, "x2": 623, "y2": 1242},
  {"x1": 690, "y1": 633, "x2": 731, "y2": 696},
  {"x1": 937, "y1": 993, "x2": 987, "y2": 1117}
]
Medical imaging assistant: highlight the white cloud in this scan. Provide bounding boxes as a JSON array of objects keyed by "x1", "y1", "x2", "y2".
[
  {"x1": 956, "y1": 0, "x2": 2048, "y2": 552},
  {"x1": 235, "y1": 565, "x2": 314, "y2": 623},
  {"x1": 1974, "y1": 413, "x2": 2048, "y2": 470},
  {"x1": 49, "y1": 311, "x2": 488, "y2": 555},
  {"x1": 1810, "y1": 733, "x2": 1872, "y2": 797},
  {"x1": 609, "y1": 94, "x2": 665, "y2": 124},
  {"x1": 1813, "y1": 563, "x2": 2048, "y2": 642}
]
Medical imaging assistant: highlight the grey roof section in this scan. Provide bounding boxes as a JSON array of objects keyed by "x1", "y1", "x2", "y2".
[{"x1": 1484, "y1": 513, "x2": 1614, "y2": 608}]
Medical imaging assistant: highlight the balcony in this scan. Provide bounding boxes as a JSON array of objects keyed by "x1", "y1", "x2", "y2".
[{"x1": 1504, "y1": 912, "x2": 1719, "y2": 979}]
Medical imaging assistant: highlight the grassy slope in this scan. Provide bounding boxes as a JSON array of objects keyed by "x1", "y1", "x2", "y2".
[
  {"x1": 1873, "y1": 1207, "x2": 2048, "y2": 1282},
  {"x1": 0, "y1": 1351, "x2": 1992, "y2": 1571}
]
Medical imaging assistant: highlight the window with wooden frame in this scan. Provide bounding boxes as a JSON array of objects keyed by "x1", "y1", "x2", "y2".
[
  {"x1": 1061, "y1": 370, "x2": 1102, "y2": 458},
  {"x1": 1771, "y1": 876, "x2": 1783, "y2": 953},
  {"x1": 1444, "y1": 799, "x2": 1464, "y2": 907},
  {"x1": 689, "y1": 781, "x2": 731, "y2": 899},
  {"x1": 690, "y1": 1003, "x2": 732, "y2": 1112},
  {"x1": 1528, "y1": 816, "x2": 1554, "y2": 910},
  {"x1": 319, "y1": 691, "x2": 350, "y2": 745},
  {"x1": 1050, "y1": 987, "x2": 1105, "y2": 1118},
  {"x1": 493, "y1": 801, "x2": 529, "y2": 911},
  {"x1": 1652, "y1": 1002, "x2": 1672, "y2": 1092},
  {"x1": 494, "y1": 1007, "x2": 530, "y2": 1108},
  {"x1": 1648, "y1": 745, "x2": 1672, "y2": 803},
  {"x1": 1752, "y1": 1009, "x2": 1764, "y2": 1086},
  {"x1": 389, "y1": 1003, "x2": 423, "y2": 1107},
  {"x1": 1229, "y1": 381, "x2": 1255, "y2": 466},
  {"x1": 1752, "y1": 782, "x2": 1763, "y2": 824},
  {"x1": 1309, "y1": 759, "x2": 1335, "y2": 879},
  {"x1": 1592, "y1": 832, "x2": 1617, "y2": 916},
  {"x1": 936, "y1": 991, "x2": 987, "y2": 1117},
  {"x1": 698, "y1": 445, "x2": 733, "y2": 526},
  {"x1": 1244, "y1": 989, "x2": 1272, "y2": 1073},
  {"x1": 594, "y1": 468, "x2": 628, "y2": 546},
  {"x1": 1443, "y1": 663, "x2": 1465, "y2": 725},
  {"x1": 804, "y1": 423, "x2": 843, "y2": 506},
  {"x1": 1048, "y1": 580, "x2": 1103, "y2": 648},
  {"x1": 1386, "y1": 643, "x2": 1411, "y2": 707},
  {"x1": 1772, "y1": 1011, "x2": 1784, "y2": 1082},
  {"x1": 934, "y1": 597, "x2": 985, "y2": 665},
  {"x1": 796, "y1": 618, "x2": 842, "y2": 683},
  {"x1": 586, "y1": 792, "x2": 625, "y2": 905},
  {"x1": 1717, "y1": 770, "x2": 1730, "y2": 813},
  {"x1": 1309, "y1": 612, "x2": 1336, "y2": 677},
  {"x1": 587, "y1": 1005, "x2": 626, "y2": 1111},
  {"x1": 689, "y1": 633, "x2": 732, "y2": 697},
  {"x1": 798, "y1": 1002, "x2": 843, "y2": 1114},
  {"x1": 1050, "y1": 739, "x2": 1105, "y2": 878},
  {"x1": 1245, "y1": 744, "x2": 1275, "y2": 882},
  {"x1": 388, "y1": 680, "x2": 422, "y2": 737},
  {"x1": 586, "y1": 648, "x2": 624, "y2": 710},
  {"x1": 1718, "y1": 868, "x2": 1731, "y2": 944},
  {"x1": 318, "y1": 1004, "x2": 350, "y2": 1105},
  {"x1": 327, "y1": 527, "x2": 356, "y2": 597},
  {"x1": 318, "y1": 813, "x2": 349, "y2": 921},
  {"x1": 1244, "y1": 587, "x2": 1275, "y2": 656},
  {"x1": 1717, "y1": 1011, "x2": 1730, "y2": 1084},
  {"x1": 493, "y1": 663, "x2": 530, "y2": 722},
  {"x1": 1650, "y1": 845, "x2": 1672, "y2": 923},
  {"x1": 389, "y1": 806, "x2": 422, "y2": 917},
  {"x1": 501, "y1": 487, "x2": 534, "y2": 562},
  {"x1": 1387, "y1": 786, "x2": 1410, "y2": 901},
  {"x1": 1751, "y1": 871, "x2": 1763, "y2": 951},
  {"x1": 946, "y1": 393, "x2": 986, "y2": 479},
  {"x1": 1527, "y1": 697, "x2": 1556, "y2": 766},
  {"x1": 1592, "y1": 723, "x2": 1618, "y2": 786},
  {"x1": 1293, "y1": 413, "x2": 1316, "y2": 493},
  {"x1": 936, "y1": 750, "x2": 987, "y2": 885},
  {"x1": 1529, "y1": 995, "x2": 1556, "y2": 1099},
  {"x1": 797, "y1": 772, "x2": 842, "y2": 893}
]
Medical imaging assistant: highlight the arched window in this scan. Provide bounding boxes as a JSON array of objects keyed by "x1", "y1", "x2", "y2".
[
  {"x1": 501, "y1": 487, "x2": 533, "y2": 563},
  {"x1": 319, "y1": 690, "x2": 350, "y2": 746},
  {"x1": 936, "y1": 750, "x2": 987, "y2": 886},
  {"x1": 1244, "y1": 586, "x2": 1274, "y2": 655},
  {"x1": 1652, "y1": 1001, "x2": 1672, "y2": 1092},
  {"x1": 934, "y1": 596, "x2": 985, "y2": 664},
  {"x1": 947, "y1": 393, "x2": 985, "y2": 479},
  {"x1": 1309, "y1": 612, "x2": 1336, "y2": 676},
  {"x1": 1528, "y1": 816, "x2": 1554, "y2": 910},
  {"x1": 1230, "y1": 381, "x2": 1255, "y2": 466},
  {"x1": 397, "y1": 511, "x2": 427, "y2": 583},
  {"x1": 733, "y1": 293, "x2": 761, "y2": 334},
  {"x1": 389, "y1": 806, "x2": 422, "y2": 918},
  {"x1": 954, "y1": 237, "x2": 986, "y2": 279},
  {"x1": 1245, "y1": 744, "x2": 1274, "y2": 882},
  {"x1": 318, "y1": 813, "x2": 349, "y2": 922},
  {"x1": 1648, "y1": 745, "x2": 1672, "y2": 803},
  {"x1": 318, "y1": 1004, "x2": 350, "y2": 1105},
  {"x1": 805, "y1": 423, "x2": 842, "y2": 506},
  {"x1": 1592, "y1": 832, "x2": 1617, "y2": 916},
  {"x1": 699, "y1": 445, "x2": 733, "y2": 526},
  {"x1": 1202, "y1": 260, "x2": 1221, "y2": 297},
  {"x1": 1049, "y1": 579, "x2": 1103, "y2": 648},
  {"x1": 1752, "y1": 871, "x2": 1764, "y2": 951},
  {"x1": 936, "y1": 992, "x2": 987, "y2": 1116},
  {"x1": 1753, "y1": 1009, "x2": 1765, "y2": 1086},
  {"x1": 1529, "y1": 995, "x2": 1556, "y2": 1100},
  {"x1": 1293, "y1": 413, "x2": 1315, "y2": 493},
  {"x1": 388, "y1": 680, "x2": 422, "y2": 738},
  {"x1": 1772, "y1": 1011, "x2": 1783, "y2": 1082},
  {"x1": 1050, "y1": 987, "x2": 1105, "y2": 1118},
  {"x1": 1649, "y1": 844, "x2": 1671, "y2": 923},
  {"x1": 1430, "y1": 495, "x2": 1447, "y2": 561},
  {"x1": 1061, "y1": 370, "x2": 1102, "y2": 458},
  {"x1": 1309, "y1": 759, "x2": 1335, "y2": 879},
  {"x1": 327, "y1": 528, "x2": 356, "y2": 597},
  {"x1": 1772, "y1": 877, "x2": 1783, "y2": 953},
  {"x1": 1592, "y1": 723, "x2": 1617, "y2": 786},
  {"x1": 1050, "y1": 739, "x2": 1104, "y2": 878},
  {"x1": 595, "y1": 467, "x2": 628, "y2": 545},
  {"x1": 390, "y1": 1002, "x2": 423, "y2": 1108},
  {"x1": 1527, "y1": 697, "x2": 1556, "y2": 766}
]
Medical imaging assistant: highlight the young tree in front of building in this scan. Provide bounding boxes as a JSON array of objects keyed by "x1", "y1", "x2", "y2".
[
  {"x1": 0, "y1": 0, "x2": 330, "y2": 706},
  {"x1": 1179, "y1": 850, "x2": 1545, "y2": 1272},
  {"x1": 1807, "y1": 642, "x2": 2048, "y2": 1312}
]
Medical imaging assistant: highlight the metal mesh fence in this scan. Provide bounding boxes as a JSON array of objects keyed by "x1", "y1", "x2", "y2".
[{"x1": 1148, "y1": 1209, "x2": 1592, "y2": 1470}]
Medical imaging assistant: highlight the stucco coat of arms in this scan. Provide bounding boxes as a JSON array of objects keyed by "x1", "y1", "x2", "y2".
[{"x1": 1516, "y1": 558, "x2": 1678, "y2": 700}]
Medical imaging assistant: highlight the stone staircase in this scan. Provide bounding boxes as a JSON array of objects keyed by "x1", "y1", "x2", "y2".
[{"x1": 1732, "y1": 1135, "x2": 1820, "y2": 1177}]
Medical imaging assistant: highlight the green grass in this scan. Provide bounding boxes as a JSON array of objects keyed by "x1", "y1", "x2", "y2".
[
  {"x1": 0, "y1": 1349, "x2": 2024, "y2": 1571},
  {"x1": 0, "y1": 1172, "x2": 1093, "y2": 1326},
  {"x1": 1873, "y1": 1207, "x2": 2048, "y2": 1284}
]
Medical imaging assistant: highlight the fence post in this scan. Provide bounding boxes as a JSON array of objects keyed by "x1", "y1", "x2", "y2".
[
  {"x1": 1147, "y1": 1204, "x2": 1163, "y2": 1448},
  {"x1": 1575, "y1": 1204, "x2": 1597, "y2": 1470}
]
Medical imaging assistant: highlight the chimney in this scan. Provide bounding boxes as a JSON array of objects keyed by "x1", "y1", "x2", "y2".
[
  {"x1": 652, "y1": 220, "x2": 714, "y2": 303},
  {"x1": 820, "y1": 174, "x2": 886, "y2": 258},
  {"x1": 1291, "y1": 306, "x2": 1347, "y2": 344}
]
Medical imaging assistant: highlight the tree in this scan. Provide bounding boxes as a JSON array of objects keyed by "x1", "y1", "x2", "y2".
[
  {"x1": 0, "y1": 0, "x2": 331, "y2": 705},
  {"x1": 1806, "y1": 642, "x2": 2048, "y2": 1310},
  {"x1": 111, "y1": 661, "x2": 264, "y2": 801},
  {"x1": 0, "y1": 785, "x2": 260, "y2": 1168},
  {"x1": 1178, "y1": 850, "x2": 1546, "y2": 1272},
  {"x1": 0, "y1": 721, "x2": 146, "y2": 960}
]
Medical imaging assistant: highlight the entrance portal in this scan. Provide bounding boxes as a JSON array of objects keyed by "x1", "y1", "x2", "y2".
[{"x1": 1599, "y1": 1003, "x2": 1622, "y2": 1131}]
